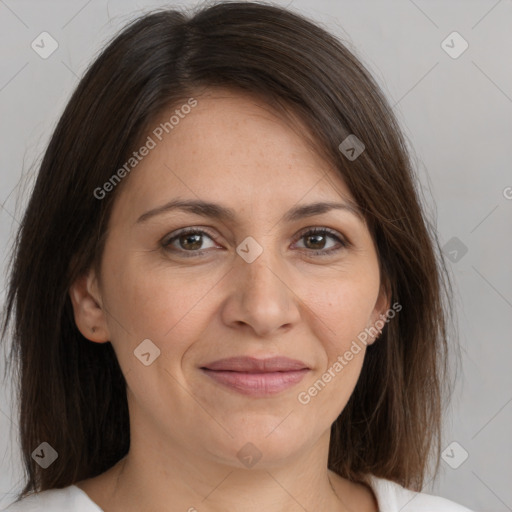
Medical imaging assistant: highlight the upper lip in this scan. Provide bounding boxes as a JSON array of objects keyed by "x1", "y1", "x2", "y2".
[{"x1": 201, "y1": 356, "x2": 310, "y2": 373}]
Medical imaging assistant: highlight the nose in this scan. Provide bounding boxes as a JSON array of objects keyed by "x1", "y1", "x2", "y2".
[{"x1": 220, "y1": 242, "x2": 301, "y2": 338}]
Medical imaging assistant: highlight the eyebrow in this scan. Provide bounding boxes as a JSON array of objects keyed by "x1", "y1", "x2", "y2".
[{"x1": 136, "y1": 198, "x2": 363, "y2": 224}]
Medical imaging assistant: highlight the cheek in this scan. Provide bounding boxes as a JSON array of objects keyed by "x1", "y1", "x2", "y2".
[
  {"x1": 298, "y1": 280, "x2": 372, "y2": 417},
  {"x1": 103, "y1": 258, "x2": 219, "y2": 358},
  {"x1": 299, "y1": 350, "x2": 365, "y2": 424},
  {"x1": 305, "y1": 275, "x2": 378, "y2": 355}
]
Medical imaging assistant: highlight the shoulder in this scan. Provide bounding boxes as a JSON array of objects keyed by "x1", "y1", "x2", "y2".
[
  {"x1": 368, "y1": 475, "x2": 476, "y2": 512},
  {"x1": 1, "y1": 485, "x2": 102, "y2": 512}
]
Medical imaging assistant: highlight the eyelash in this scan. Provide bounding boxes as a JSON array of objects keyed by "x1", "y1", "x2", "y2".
[{"x1": 161, "y1": 227, "x2": 349, "y2": 258}]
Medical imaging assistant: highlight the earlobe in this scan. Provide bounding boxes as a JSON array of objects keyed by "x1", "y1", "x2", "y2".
[{"x1": 69, "y1": 270, "x2": 110, "y2": 343}]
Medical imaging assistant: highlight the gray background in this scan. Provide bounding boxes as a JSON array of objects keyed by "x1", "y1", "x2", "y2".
[{"x1": 1, "y1": 0, "x2": 511, "y2": 510}]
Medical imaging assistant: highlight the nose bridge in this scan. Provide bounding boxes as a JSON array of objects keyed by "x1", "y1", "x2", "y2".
[
  {"x1": 226, "y1": 233, "x2": 298, "y2": 334},
  {"x1": 236, "y1": 234, "x2": 282, "y2": 294}
]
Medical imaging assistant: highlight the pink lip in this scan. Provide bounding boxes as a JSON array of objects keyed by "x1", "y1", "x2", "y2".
[
  {"x1": 201, "y1": 369, "x2": 309, "y2": 396},
  {"x1": 200, "y1": 356, "x2": 310, "y2": 396},
  {"x1": 202, "y1": 356, "x2": 309, "y2": 372}
]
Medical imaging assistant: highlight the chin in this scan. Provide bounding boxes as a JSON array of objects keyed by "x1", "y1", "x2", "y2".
[{"x1": 198, "y1": 422, "x2": 315, "y2": 470}]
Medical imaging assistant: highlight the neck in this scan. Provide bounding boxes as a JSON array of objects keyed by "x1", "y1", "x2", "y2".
[{"x1": 89, "y1": 432, "x2": 359, "y2": 512}]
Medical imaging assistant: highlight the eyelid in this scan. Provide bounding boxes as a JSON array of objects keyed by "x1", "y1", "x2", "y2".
[
  {"x1": 161, "y1": 225, "x2": 350, "y2": 256},
  {"x1": 161, "y1": 226, "x2": 219, "y2": 247},
  {"x1": 292, "y1": 227, "x2": 350, "y2": 257},
  {"x1": 293, "y1": 226, "x2": 349, "y2": 246}
]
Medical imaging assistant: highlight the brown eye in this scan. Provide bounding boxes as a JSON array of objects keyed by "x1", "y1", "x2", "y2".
[
  {"x1": 161, "y1": 226, "x2": 348, "y2": 259},
  {"x1": 177, "y1": 232, "x2": 203, "y2": 251},
  {"x1": 304, "y1": 232, "x2": 327, "y2": 250},
  {"x1": 162, "y1": 229, "x2": 218, "y2": 257},
  {"x1": 294, "y1": 228, "x2": 348, "y2": 256}
]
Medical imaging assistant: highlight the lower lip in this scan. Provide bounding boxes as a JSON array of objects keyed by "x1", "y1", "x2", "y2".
[{"x1": 201, "y1": 369, "x2": 309, "y2": 396}]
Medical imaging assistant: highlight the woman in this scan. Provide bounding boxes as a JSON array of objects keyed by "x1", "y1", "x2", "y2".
[{"x1": 1, "y1": 2, "x2": 475, "y2": 511}]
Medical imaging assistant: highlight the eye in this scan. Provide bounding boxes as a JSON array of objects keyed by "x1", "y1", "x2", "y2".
[
  {"x1": 162, "y1": 226, "x2": 349, "y2": 258},
  {"x1": 293, "y1": 227, "x2": 349, "y2": 256},
  {"x1": 162, "y1": 228, "x2": 219, "y2": 257}
]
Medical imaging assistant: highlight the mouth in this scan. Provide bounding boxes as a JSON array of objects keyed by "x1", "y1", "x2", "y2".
[{"x1": 200, "y1": 356, "x2": 310, "y2": 396}]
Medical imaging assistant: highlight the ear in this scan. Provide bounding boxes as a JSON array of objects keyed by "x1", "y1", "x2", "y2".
[
  {"x1": 69, "y1": 269, "x2": 111, "y2": 343},
  {"x1": 367, "y1": 277, "x2": 392, "y2": 346}
]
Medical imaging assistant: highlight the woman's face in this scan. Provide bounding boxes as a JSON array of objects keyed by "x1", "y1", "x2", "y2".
[{"x1": 72, "y1": 88, "x2": 389, "y2": 468}]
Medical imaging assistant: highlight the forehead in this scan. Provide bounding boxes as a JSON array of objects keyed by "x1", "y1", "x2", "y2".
[{"x1": 112, "y1": 88, "x2": 357, "y2": 222}]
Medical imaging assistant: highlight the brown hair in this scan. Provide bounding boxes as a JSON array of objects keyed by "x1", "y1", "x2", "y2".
[{"x1": 1, "y1": 0, "x2": 455, "y2": 500}]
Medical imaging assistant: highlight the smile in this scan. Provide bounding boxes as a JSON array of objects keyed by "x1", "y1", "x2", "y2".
[{"x1": 200, "y1": 368, "x2": 310, "y2": 396}]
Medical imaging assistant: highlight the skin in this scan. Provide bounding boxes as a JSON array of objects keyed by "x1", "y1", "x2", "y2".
[{"x1": 70, "y1": 88, "x2": 389, "y2": 512}]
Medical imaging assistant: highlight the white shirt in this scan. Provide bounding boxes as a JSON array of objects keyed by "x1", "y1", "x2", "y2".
[{"x1": 1, "y1": 475, "x2": 475, "y2": 511}]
